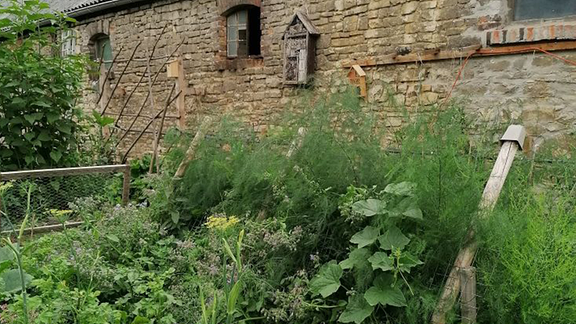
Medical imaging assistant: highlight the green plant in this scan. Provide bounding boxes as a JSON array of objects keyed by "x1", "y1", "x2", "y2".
[
  {"x1": 0, "y1": 183, "x2": 35, "y2": 324},
  {"x1": 308, "y1": 182, "x2": 424, "y2": 324},
  {"x1": 0, "y1": 0, "x2": 88, "y2": 170},
  {"x1": 477, "y1": 187, "x2": 576, "y2": 324}
]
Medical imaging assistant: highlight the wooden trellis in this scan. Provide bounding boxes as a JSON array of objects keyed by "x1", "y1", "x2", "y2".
[{"x1": 95, "y1": 24, "x2": 188, "y2": 166}]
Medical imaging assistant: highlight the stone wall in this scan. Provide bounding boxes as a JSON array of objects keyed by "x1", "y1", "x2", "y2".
[{"x1": 72, "y1": 0, "x2": 576, "y2": 156}]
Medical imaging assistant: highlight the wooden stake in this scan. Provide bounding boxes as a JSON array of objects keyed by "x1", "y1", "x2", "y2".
[
  {"x1": 432, "y1": 139, "x2": 520, "y2": 324},
  {"x1": 459, "y1": 267, "x2": 477, "y2": 324},
  {"x1": 176, "y1": 56, "x2": 187, "y2": 129},
  {"x1": 150, "y1": 84, "x2": 176, "y2": 173},
  {"x1": 173, "y1": 117, "x2": 212, "y2": 180}
]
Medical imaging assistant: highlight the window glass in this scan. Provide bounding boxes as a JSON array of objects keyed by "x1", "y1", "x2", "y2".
[
  {"x1": 61, "y1": 30, "x2": 76, "y2": 57},
  {"x1": 226, "y1": 8, "x2": 261, "y2": 58},
  {"x1": 95, "y1": 36, "x2": 112, "y2": 69},
  {"x1": 514, "y1": 0, "x2": 576, "y2": 20}
]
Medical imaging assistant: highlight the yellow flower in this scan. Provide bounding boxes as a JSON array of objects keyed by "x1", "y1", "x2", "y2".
[{"x1": 205, "y1": 215, "x2": 240, "y2": 231}]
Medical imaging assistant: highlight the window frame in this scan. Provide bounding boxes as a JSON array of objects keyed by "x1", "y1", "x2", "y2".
[
  {"x1": 512, "y1": 0, "x2": 576, "y2": 22},
  {"x1": 60, "y1": 29, "x2": 76, "y2": 57},
  {"x1": 226, "y1": 10, "x2": 249, "y2": 58}
]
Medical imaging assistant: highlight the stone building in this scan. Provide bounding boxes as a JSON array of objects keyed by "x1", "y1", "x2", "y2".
[{"x1": 44, "y1": 0, "x2": 576, "y2": 154}]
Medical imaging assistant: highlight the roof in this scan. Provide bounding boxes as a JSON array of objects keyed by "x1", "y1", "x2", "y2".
[
  {"x1": 43, "y1": 0, "x2": 146, "y2": 17},
  {"x1": 286, "y1": 11, "x2": 320, "y2": 36}
]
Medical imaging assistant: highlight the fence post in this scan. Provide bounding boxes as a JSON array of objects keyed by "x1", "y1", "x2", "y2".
[
  {"x1": 122, "y1": 164, "x2": 131, "y2": 206},
  {"x1": 459, "y1": 267, "x2": 477, "y2": 324}
]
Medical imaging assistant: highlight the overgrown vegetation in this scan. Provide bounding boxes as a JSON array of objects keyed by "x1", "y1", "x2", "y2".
[{"x1": 1, "y1": 3, "x2": 575, "y2": 323}]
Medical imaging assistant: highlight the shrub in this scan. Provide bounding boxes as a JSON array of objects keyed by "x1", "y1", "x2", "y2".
[{"x1": 0, "y1": 0, "x2": 87, "y2": 171}]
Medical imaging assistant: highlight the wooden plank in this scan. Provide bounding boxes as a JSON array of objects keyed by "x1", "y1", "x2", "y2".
[
  {"x1": 176, "y1": 57, "x2": 187, "y2": 129},
  {"x1": 460, "y1": 267, "x2": 477, "y2": 324},
  {"x1": 122, "y1": 164, "x2": 131, "y2": 206},
  {"x1": 342, "y1": 41, "x2": 576, "y2": 68},
  {"x1": 0, "y1": 165, "x2": 129, "y2": 181},
  {"x1": 432, "y1": 141, "x2": 519, "y2": 324},
  {"x1": 1, "y1": 222, "x2": 84, "y2": 236}
]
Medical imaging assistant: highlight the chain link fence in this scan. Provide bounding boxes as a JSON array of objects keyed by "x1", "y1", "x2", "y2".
[{"x1": 0, "y1": 165, "x2": 130, "y2": 232}]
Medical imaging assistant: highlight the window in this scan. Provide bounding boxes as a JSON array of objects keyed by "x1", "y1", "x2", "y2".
[
  {"x1": 94, "y1": 34, "x2": 113, "y2": 69},
  {"x1": 226, "y1": 7, "x2": 261, "y2": 58},
  {"x1": 60, "y1": 30, "x2": 76, "y2": 57},
  {"x1": 514, "y1": 0, "x2": 576, "y2": 20}
]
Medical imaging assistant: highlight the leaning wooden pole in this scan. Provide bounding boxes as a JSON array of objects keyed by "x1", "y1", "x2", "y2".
[
  {"x1": 173, "y1": 117, "x2": 213, "y2": 180},
  {"x1": 431, "y1": 125, "x2": 527, "y2": 324}
]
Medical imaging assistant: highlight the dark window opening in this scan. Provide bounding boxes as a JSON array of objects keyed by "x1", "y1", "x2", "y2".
[
  {"x1": 226, "y1": 6, "x2": 261, "y2": 58},
  {"x1": 514, "y1": 0, "x2": 576, "y2": 20}
]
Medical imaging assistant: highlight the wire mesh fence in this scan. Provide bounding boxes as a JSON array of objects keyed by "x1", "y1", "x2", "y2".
[{"x1": 0, "y1": 165, "x2": 130, "y2": 232}]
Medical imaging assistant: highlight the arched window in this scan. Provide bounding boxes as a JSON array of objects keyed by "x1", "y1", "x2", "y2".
[
  {"x1": 226, "y1": 6, "x2": 261, "y2": 57},
  {"x1": 93, "y1": 34, "x2": 113, "y2": 69}
]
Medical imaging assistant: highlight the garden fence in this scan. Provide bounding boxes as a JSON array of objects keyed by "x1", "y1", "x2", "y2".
[{"x1": 0, "y1": 165, "x2": 130, "y2": 233}]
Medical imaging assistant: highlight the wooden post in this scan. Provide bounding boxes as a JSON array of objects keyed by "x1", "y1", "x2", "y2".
[
  {"x1": 176, "y1": 56, "x2": 187, "y2": 129},
  {"x1": 286, "y1": 127, "x2": 307, "y2": 158},
  {"x1": 459, "y1": 267, "x2": 477, "y2": 324},
  {"x1": 173, "y1": 117, "x2": 212, "y2": 180},
  {"x1": 122, "y1": 163, "x2": 131, "y2": 206},
  {"x1": 432, "y1": 126, "x2": 525, "y2": 324}
]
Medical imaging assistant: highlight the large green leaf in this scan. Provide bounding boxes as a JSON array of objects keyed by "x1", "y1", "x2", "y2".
[
  {"x1": 339, "y1": 248, "x2": 371, "y2": 270},
  {"x1": 310, "y1": 261, "x2": 343, "y2": 298},
  {"x1": 0, "y1": 246, "x2": 15, "y2": 263},
  {"x1": 388, "y1": 197, "x2": 423, "y2": 220},
  {"x1": 338, "y1": 295, "x2": 374, "y2": 324},
  {"x1": 378, "y1": 226, "x2": 410, "y2": 251},
  {"x1": 384, "y1": 182, "x2": 416, "y2": 196},
  {"x1": 398, "y1": 252, "x2": 423, "y2": 273},
  {"x1": 351, "y1": 199, "x2": 386, "y2": 217},
  {"x1": 0, "y1": 269, "x2": 33, "y2": 293},
  {"x1": 49, "y1": 151, "x2": 62, "y2": 162},
  {"x1": 350, "y1": 226, "x2": 380, "y2": 248},
  {"x1": 364, "y1": 274, "x2": 406, "y2": 307},
  {"x1": 368, "y1": 252, "x2": 394, "y2": 272}
]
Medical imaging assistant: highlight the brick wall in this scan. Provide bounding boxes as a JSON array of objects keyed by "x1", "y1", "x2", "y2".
[{"x1": 73, "y1": 0, "x2": 576, "y2": 155}]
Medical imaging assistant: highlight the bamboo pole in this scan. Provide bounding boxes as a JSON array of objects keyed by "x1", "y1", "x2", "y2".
[
  {"x1": 100, "y1": 41, "x2": 142, "y2": 115},
  {"x1": 112, "y1": 25, "x2": 168, "y2": 132},
  {"x1": 121, "y1": 91, "x2": 182, "y2": 162},
  {"x1": 116, "y1": 39, "x2": 185, "y2": 146},
  {"x1": 432, "y1": 138, "x2": 522, "y2": 324},
  {"x1": 150, "y1": 84, "x2": 176, "y2": 173}
]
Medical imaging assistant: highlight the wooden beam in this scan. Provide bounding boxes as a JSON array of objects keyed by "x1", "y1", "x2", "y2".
[
  {"x1": 342, "y1": 41, "x2": 576, "y2": 68},
  {"x1": 459, "y1": 267, "x2": 477, "y2": 324},
  {"x1": 432, "y1": 139, "x2": 520, "y2": 324},
  {"x1": 0, "y1": 165, "x2": 129, "y2": 181}
]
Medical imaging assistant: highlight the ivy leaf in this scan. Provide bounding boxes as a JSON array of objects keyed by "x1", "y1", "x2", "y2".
[
  {"x1": 50, "y1": 151, "x2": 62, "y2": 162},
  {"x1": 0, "y1": 269, "x2": 33, "y2": 293},
  {"x1": 384, "y1": 182, "x2": 416, "y2": 196},
  {"x1": 309, "y1": 261, "x2": 342, "y2": 298},
  {"x1": 378, "y1": 226, "x2": 410, "y2": 251},
  {"x1": 398, "y1": 252, "x2": 423, "y2": 273},
  {"x1": 364, "y1": 274, "x2": 407, "y2": 307},
  {"x1": 352, "y1": 199, "x2": 386, "y2": 217},
  {"x1": 368, "y1": 252, "x2": 394, "y2": 272},
  {"x1": 339, "y1": 248, "x2": 371, "y2": 270},
  {"x1": 350, "y1": 226, "x2": 380, "y2": 248},
  {"x1": 338, "y1": 295, "x2": 374, "y2": 324}
]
